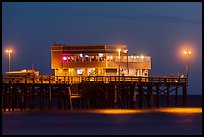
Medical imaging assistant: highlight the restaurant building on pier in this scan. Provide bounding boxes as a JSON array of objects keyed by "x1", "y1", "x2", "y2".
[{"x1": 51, "y1": 44, "x2": 151, "y2": 77}]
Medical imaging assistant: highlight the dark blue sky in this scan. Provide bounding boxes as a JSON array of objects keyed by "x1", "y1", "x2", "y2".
[{"x1": 2, "y1": 2, "x2": 202, "y2": 94}]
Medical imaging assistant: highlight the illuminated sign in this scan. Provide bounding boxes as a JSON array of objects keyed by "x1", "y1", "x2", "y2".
[{"x1": 62, "y1": 55, "x2": 70, "y2": 62}]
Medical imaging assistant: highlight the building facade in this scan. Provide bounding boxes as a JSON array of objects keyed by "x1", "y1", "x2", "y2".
[{"x1": 51, "y1": 44, "x2": 151, "y2": 77}]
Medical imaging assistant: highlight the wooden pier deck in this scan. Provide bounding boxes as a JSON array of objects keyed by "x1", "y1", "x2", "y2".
[{"x1": 2, "y1": 75, "x2": 187, "y2": 111}]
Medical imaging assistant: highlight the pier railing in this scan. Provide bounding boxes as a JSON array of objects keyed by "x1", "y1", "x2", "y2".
[{"x1": 2, "y1": 75, "x2": 186, "y2": 84}]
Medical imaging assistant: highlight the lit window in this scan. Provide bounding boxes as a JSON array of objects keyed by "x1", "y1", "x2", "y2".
[
  {"x1": 124, "y1": 50, "x2": 128, "y2": 53},
  {"x1": 77, "y1": 69, "x2": 82, "y2": 75},
  {"x1": 99, "y1": 53, "x2": 103, "y2": 57}
]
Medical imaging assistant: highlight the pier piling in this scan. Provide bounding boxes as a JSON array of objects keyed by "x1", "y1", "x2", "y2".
[{"x1": 2, "y1": 75, "x2": 187, "y2": 111}]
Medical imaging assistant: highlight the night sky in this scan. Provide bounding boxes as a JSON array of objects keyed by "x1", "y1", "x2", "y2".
[{"x1": 2, "y1": 2, "x2": 202, "y2": 94}]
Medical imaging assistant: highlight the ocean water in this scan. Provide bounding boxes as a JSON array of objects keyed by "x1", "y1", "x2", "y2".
[
  {"x1": 2, "y1": 95, "x2": 202, "y2": 135},
  {"x1": 2, "y1": 108, "x2": 202, "y2": 135}
]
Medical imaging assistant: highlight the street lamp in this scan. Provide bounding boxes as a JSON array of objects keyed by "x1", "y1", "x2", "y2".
[
  {"x1": 124, "y1": 49, "x2": 129, "y2": 76},
  {"x1": 6, "y1": 49, "x2": 12, "y2": 72},
  {"x1": 118, "y1": 49, "x2": 121, "y2": 77},
  {"x1": 184, "y1": 50, "x2": 191, "y2": 85}
]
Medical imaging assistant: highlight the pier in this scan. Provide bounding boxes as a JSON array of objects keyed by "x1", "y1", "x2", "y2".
[{"x1": 2, "y1": 75, "x2": 187, "y2": 111}]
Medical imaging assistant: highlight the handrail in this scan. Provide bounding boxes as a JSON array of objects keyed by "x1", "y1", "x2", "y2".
[{"x1": 2, "y1": 75, "x2": 187, "y2": 84}]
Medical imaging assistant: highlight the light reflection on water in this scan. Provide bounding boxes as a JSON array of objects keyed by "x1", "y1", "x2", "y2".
[
  {"x1": 2, "y1": 107, "x2": 202, "y2": 135},
  {"x1": 2, "y1": 107, "x2": 202, "y2": 114},
  {"x1": 83, "y1": 107, "x2": 202, "y2": 114}
]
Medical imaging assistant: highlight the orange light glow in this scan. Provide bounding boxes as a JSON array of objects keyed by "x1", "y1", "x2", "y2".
[
  {"x1": 6, "y1": 49, "x2": 12, "y2": 53},
  {"x1": 2, "y1": 108, "x2": 202, "y2": 113},
  {"x1": 158, "y1": 107, "x2": 202, "y2": 113},
  {"x1": 184, "y1": 50, "x2": 191, "y2": 55},
  {"x1": 177, "y1": 43, "x2": 195, "y2": 61},
  {"x1": 83, "y1": 108, "x2": 202, "y2": 114},
  {"x1": 86, "y1": 109, "x2": 144, "y2": 114}
]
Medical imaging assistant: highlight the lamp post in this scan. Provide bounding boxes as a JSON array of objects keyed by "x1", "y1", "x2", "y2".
[
  {"x1": 125, "y1": 50, "x2": 129, "y2": 76},
  {"x1": 6, "y1": 49, "x2": 12, "y2": 72},
  {"x1": 184, "y1": 50, "x2": 191, "y2": 85},
  {"x1": 118, "y1": 49, "x2": 121, "y2": 77}
]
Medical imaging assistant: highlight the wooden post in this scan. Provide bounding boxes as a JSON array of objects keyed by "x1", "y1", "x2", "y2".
[
  {"x1": 23, "y1": 86, "x2": 26, "y2": 110},
  {"x1": 147, "y1": 84, "x2": 152, "y2": 108},
  {"x1": 156, "y1": 85, "x2": 160, "y2": 108},
  {"x1": 40, "y1": 85, "x2": 43, "y2": 111},
  {"x1": 8, "y1": 84, "x2": 11, "y2": 111},
  {"x1": 14, "y1": 85, "x2": 18, "y2": 110},
  {"x1": 175, "y1": 85, "x2": 178, "y2": 107},
  {"x1": 58, "y1": 86, "x2": 62, "y2": 110},
  {"x1": 68, "y1": 86, "x2": 72, "y2": 110},
  {"x1": 49, "y1": 85, "x2": 52, "y2": 110},
  {"x1": 13, "y1": 84, "x2": 18, "y2": 111},
  {"x1": 182, "y1": 85, "x2": 187, "y2": 107},
  {"x1": 114, "y1": 84, "x2": 117, "y2": 108},
  {"x1": 32, "y1": 85, "x2": 35, "y2": 110},
  {"x1": 30, "y1": 85, "x2": 33, "y2": 111},
  {"x1": 105, "y1": 85, "x2": 108, "y2": 108},
  {"x1": 11, "y1": 84, "x2": 15, "y2": 111},
  {"x1": 138, "y1": 84, "x2": 143, "y2": 109},
  {"x1": 3, "y1": 85, "x2": 7, "y2": 111},
  {"x1": 23, "y1": 78, "x2": 27, "y2": 110},
  {"x1": 42, "y1": 88, "x2": 44, "y2": 111},
  {"x1": 20, "y1": 87, "x2": 23, "y2": 111},
  {"x1": 132, "y1": 85, "x2": 136, "y2": 109},
  {"x1": 64, "y1": 88, "x2": 67, "y2": 110},
  {"x1": 167, "y1": 85, "x2": 170, "y2": 107}
]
